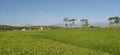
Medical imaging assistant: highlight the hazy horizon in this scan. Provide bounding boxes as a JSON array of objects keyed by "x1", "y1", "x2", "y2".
[{"x1": 0, "y1": 0, "x2": 120, "y2": 26}]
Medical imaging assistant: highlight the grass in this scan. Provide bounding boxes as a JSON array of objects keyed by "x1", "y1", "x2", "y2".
[{"x1": 0, "y1": 28, "x2": 120, "y2": 55}]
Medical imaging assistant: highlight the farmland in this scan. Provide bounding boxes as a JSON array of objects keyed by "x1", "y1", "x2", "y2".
[{"x1": 0, "y1": 28, "x2": 120, "y2": 55}]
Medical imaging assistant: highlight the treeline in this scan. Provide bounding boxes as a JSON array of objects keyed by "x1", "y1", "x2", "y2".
[
  {"x1": 0, "y1": 25, "x2": 62, "y2": 31},
  {"x1": 63, "y1": 16, "x2": 120, "y2": 28},
  {"x1": 0, "y1": 25, "x2": 15, "y2": 31}
]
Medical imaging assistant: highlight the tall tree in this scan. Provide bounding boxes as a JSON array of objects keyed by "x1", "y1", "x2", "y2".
[
  {"x1": 108, "y1": 17, "x2": 114, "y2": 25},
  {"x1": 68, "y1": 19, "x2": 76, "y2": 27},
  {"x1": 114, "y1": 16, "x2": 120, "y2": 26},
  {"x1": 63, "y1": 17, "x2": 69, "y2": 27},
  {"x1": 80, "y1": 19, "x2": 89, "y2": 27},
  {"x1": 71, "y1": 19, "x2": 76, "y2": 26},
  {"x1": 68, "y1": 19, "x2": 72, "y2": 27},
  {"x1": 108, "y1": 16, "x2": 120, "y2": 26}
]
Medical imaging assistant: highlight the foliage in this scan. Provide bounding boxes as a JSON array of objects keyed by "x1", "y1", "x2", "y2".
[
  {"x1": 63, "y1": 17, "x2": 69, "y2": 27},
  {"x1": 0, "y1": 25, "x2": 61, "y2": 31},
  {"x1": 63, "y1": 17, "x2": 76, "y2": 27},
  {"x1": 80, "y1": 19, "x2": 89, "y2": 27},
  {"x1": 108, "y1": 16, "x2": 120, "y2": 26},
  {"x1": 69, "y1": 19, "x2": 76, "y2": 27}
]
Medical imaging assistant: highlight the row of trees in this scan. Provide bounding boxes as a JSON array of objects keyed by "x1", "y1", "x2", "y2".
[
  {"x1": 63, "y1": 17, "x2": 76, "y2": 27},
  {"x1": 0, "y1": 25, "x2": 62, "y2": 31},
  {"x1": 108, "y1": 16, "x2": 120, "y2": 26},
  {"x1": 63, "y1": 17, "x2": 89, "y2": 27},
  {"x1": 80, "y1": 19, "x2": 89, "y2": 27},
  {"x1": 63, "y1": 16, "x2": 120, "y2": 27}
]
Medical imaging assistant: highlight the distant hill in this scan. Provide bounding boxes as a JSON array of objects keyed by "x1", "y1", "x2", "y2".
[{"x1": 24, "y1": 24, "x2": 33, "y2": 27}]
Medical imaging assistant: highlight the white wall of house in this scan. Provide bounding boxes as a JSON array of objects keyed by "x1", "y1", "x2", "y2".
[
  {"x1": 40, "y1": 27, "x2": 43, "y2": 30},
  {"x1": 38, "y1": 27, "x2": 44, "y2": 30},
  {"x1": 22, "y1": 29, "x2": 26, "y2": 31}
]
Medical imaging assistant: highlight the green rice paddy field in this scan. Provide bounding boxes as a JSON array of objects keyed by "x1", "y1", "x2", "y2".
[{"x1": 0, "y1": 28, "x2": 120, "y2": 55}]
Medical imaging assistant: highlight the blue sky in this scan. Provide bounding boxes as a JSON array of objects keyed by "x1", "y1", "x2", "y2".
[{"x1": 0, "y1": 0, "x2": 120, "y2": 26}]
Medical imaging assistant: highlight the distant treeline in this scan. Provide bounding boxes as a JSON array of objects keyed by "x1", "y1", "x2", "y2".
[
  {"x1": 63, "y1": 16, "x2": 120, "y2": 28},
  {"x1": 0, "y1": 25, "x2": 62, "y2": 31}
]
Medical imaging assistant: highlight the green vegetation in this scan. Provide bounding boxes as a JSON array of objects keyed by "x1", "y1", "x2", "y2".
[
  {"x1": 63, "y1": 17, "x2": 76, "y2": 27},
  {"x1": 0, "y1": 28, "x2": 120, "y2": 55},
  {"x1": 0, "y1": 24, "x2": 62, "y2": 31},
  {"x1": 80, "y1": 19, "x2": 89, "y2": 27},
  {"x1": 108, "y1": 16, "x2": 120, "y2": 26}
]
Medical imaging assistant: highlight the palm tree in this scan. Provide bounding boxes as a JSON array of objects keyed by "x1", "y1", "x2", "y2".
[
  {"x1": 63, "y1": 17, "x2": 69, "y2": 27},
  {"x1": 80, "y1": 19, "x2": 89, "y2": 27}
]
